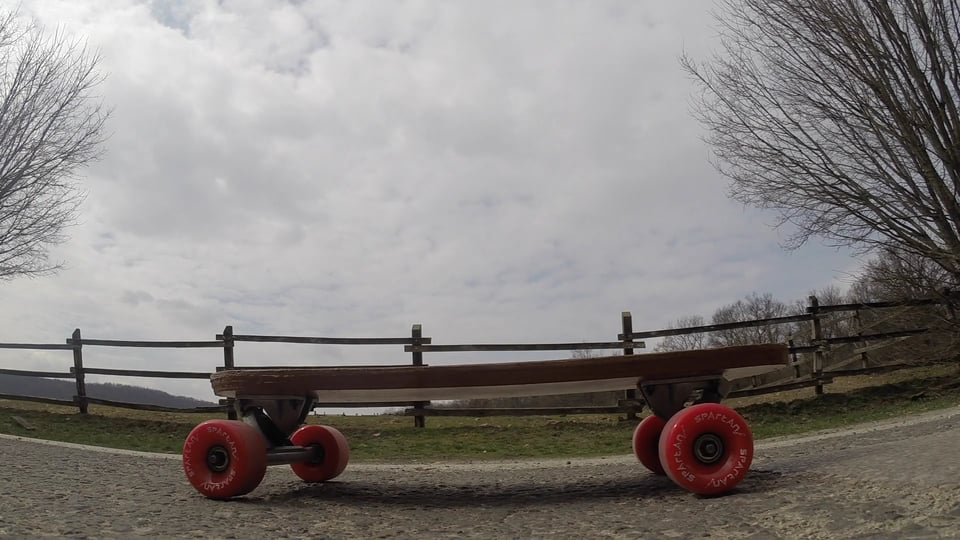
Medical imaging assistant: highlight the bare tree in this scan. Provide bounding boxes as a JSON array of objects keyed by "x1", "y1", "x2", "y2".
[
  {"x1": 709, "y1": 292, "x2": 791, "y2": 346},
  {"x1": 569, "y1": 347, "x2": 598, "y2": 359},
  {"x1": 849, "y1": 247, "x2": 953, "y2": 301},
  {"x1": 812, "y1": 284, "x2": 847, "y2": 308},
  {"x1": 654, "y1": 315, "x2": 708, "y2": 352},
  {"x1": 0, "y1": 9, "x2": 108, "y2": 279},
  {"x1": 797, "y1": 285, "x2": 855, "y2": 339},
  {"x1": 847, "y1": 247, "x2": 958, "y2": 361},
  {"x1": 682, "y1": 1, "x2": 960, "y2": 293}
]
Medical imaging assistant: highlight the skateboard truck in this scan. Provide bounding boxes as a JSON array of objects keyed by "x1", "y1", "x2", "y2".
[
  {"x1": 237, "y1": 398, "x2": 335, "y2": 466},
  {"x1": 638, "y1": 375, "x2": 731, "y2": 420},
  {"x1": 237, "y1": 397, "x2": 314, "y2": 446}
]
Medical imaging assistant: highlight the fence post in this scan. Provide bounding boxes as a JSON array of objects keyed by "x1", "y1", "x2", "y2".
[
  {"x1": 854, "y1": 309, "x2": 868, "y2": 369},
  {"x1": 70, "y1": 328, "x2": 88, "y2": 414},
  {"x1": 222, "y1": 325, "x2": 237, "y2": 420},
  {"x1": 788, "y1": 339, "x2": 800, "y2": 378},
  {"x1": 808, "y1": 296, "x2": 825, "y2": 395},
  {"x1": 621, "y1": 312, "x2": 639, "y2": 421},
  {"x1": 411, "y1": 324, "x2": 426, "y2": 428},
  {"x1": 942, "y1": 288, "x2": 960, "y2": 374}
]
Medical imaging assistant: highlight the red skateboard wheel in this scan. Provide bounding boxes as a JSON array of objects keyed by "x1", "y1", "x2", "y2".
[
  {"x1": 290, "y1": 425, "x2": 351, "y2": 482},
  {"x1": 658, "y1": 403, "x2": 754, "y2": 496},
  {"x1": 182, "y1": 420, "x2": 268, "y2": 499},
  {"x1": 632, "y1": 415, "x2": 666, "y2": 475}
]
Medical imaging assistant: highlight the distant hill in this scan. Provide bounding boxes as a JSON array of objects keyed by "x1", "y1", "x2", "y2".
[{"x1": 0, "y1": 374, "x2": 215, "y2": 408}]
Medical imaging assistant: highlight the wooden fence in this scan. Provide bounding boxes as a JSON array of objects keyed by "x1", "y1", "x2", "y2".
[
  {"x1": 0, "y1": 319, "x2": 646, "y2": 426},
  {"x1": 0, "y1": 293, "x2": 956, "y2": 426}
]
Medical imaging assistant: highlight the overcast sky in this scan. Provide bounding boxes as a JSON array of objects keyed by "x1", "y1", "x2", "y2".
[{"x1": 2, "y1": 0, "x2": 859, "y2": 402}]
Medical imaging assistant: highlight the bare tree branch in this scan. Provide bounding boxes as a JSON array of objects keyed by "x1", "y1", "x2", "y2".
[
  {"x1": 0, "y1": 8, "x2": 108, "y2": 279},
  {"x1": 709, "y1": 292, "x2": 792, "y2": 346},
  {"x1": 683, "y1": 0, "x2": 960, "y2": 284},
  {"x1": 654, "y1": 315, "x2": 709, "y2": 352}
]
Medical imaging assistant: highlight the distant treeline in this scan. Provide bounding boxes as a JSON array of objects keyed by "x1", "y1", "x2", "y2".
[{"x1": 0, "y1": 375, "x2": 214, "y2": 408}]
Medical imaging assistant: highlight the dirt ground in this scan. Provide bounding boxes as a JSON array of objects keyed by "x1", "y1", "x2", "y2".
[{"x1": 1, "y1": 406, "x2": 959, "y2": 539}]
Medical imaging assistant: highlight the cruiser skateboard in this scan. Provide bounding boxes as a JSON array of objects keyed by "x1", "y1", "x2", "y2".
[{"x1": 183, "y1": 344, "x2": 789, "y2": 498}]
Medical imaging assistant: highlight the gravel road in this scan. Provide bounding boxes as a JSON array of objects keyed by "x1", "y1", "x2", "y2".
[{"x1": 1, "y1": 407, "x2": 959, "y2": 539}]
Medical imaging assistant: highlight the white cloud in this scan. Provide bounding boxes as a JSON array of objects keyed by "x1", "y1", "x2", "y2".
[{"x1": 1, "y1": 0, "x2": 859, "y2": 402}]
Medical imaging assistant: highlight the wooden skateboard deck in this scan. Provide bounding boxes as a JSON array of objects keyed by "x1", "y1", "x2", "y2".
[{"x1": 211, "y1": 344, "x2": 789, "y2": 402}]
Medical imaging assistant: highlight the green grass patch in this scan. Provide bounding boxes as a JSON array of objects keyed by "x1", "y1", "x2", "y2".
[
  {"x1": 741, "y1": 375, "x2": 960, "y2": 439},
  {"x1": 1, "y1": 367, "x2": 958, "y2": 461}
]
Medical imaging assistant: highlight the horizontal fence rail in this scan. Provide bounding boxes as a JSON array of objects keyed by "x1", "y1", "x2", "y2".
[
  {"x1": 821, "y1": 328, "x2": 929, "y2": 345},
  {"x1": 0, "y1": 343, "x2": 75, "y2": 350},
  {"x1": 215, "y1": 364, "x2": 415, "y2": 372},
  {"x1": 812, "y1": 297, "x2": 951, "y2": 313},
  {"x1": 0, "y1": 368, "x2": 75, "y2": 378},
  {"x1": 786, "y1": 328, "x2": 930, "y2": 354},
  {"x1": 0, "y1": 393, "x2": 77, "y2": 407},
  {"x1": 402, "y1": 405, "x2": 638, "y2": 417},
  {"x1": 82, "y1": 396, "x2": 227, "y2": 414},
  {"x1": 0, "y1": 291, "x2": 954, "y2": 424},
  {"x1": 619, "y1": 313, "x2": 815, "y2": 340},
  {"x1": 727, "y1": 378, "x2": 830, "y2": 398},
  {"x1": 405, "y1": 341, "x2": 645, "y2": 353},
  {"x1": 67, "y1": 338, "x2": 225, "y2": 348},
  {"x1": 220, "y1": 334, "x2": 431, "y2": 345},
  {"x1": 72, "y1": 367, "x2": 214, "y2": 379}
]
